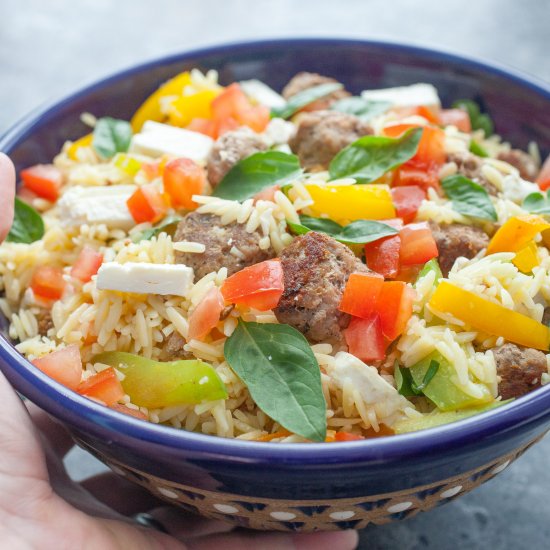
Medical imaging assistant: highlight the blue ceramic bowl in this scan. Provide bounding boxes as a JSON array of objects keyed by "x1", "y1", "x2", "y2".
[{"x1": 1, "y1": 39, "x2": 550, "y2": 532}]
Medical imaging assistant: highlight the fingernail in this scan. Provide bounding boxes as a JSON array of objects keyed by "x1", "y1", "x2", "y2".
[{"x1": 293, "y1": 529, "x2": 359, "y2": 550}]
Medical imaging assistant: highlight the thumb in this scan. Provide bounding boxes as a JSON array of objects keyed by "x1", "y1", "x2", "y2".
[{"x1": 0, "y1": 152, "x2": 16, "y2": 241}]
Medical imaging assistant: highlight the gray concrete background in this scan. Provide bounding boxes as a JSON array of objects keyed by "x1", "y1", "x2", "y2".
[{"x1": 2, "y1": 1, "x2": 550, "y2": 548}]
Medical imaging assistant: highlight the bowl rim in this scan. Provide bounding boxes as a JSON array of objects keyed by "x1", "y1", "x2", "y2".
[{"x1": 2, "y1": 37, "x2": 550, "y2": 465}]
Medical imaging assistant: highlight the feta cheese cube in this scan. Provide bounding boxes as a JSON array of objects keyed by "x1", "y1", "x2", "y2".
[
  {"x1": 361, "y1": 83, "x2": 441, "y2": 108},
  {"x1": 57, "y1": 185, "x2": 137, "y2": 229},
  {"x1": 96, "y1": 262, "x2": 194, "y2": 296},
  {"x1": 239, "y1": 79, "x2": 286, "y2": 109},
  {"x1": 130, "y1": 121, "x2": 213, "y2": 161}
]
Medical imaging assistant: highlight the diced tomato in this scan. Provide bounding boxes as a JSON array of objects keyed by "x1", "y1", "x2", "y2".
[
  {"x1": 339, "y1": 272, "x2": 384, "y2": 318},
  {"x1": 20, "y1": 164, "x2": 63, "y2": 202},
  {"x1": 187, "y1": 117, "x2": 218, "y2": 139},
  {"x1": 253, "y1": 185, "x2": 280, "y2": 203},
  {"x1": 334, "y1": 432, "x2": 365, "y2": 442},
  {"x1": 127, "y1": 184, "x2": 168, "y2": 224},
  {"x1": 17, "y1": 186, "x2": 38, "y2": 204},
  {"x1": 393, "y1": 165, "x2": 440, "y2": 192},
  {"x1": 110, "y1": 403, "x2": 148, "y2": 420},
  {"x1": 215, "y1": 116, "x2": 240, "y2": 137},
  {"x1": 71, "y1": 246, "x2": 103, "y2": 282},
  {"x1": 344, "y1": 315, "x2": 385, "y2": 362},
  {"x1": 364, "y1": 235, "x2": 401, "y2": 279},
  {"x1": 163, "y1": 158, "x2": 206, "y2": 209},
  {"x1": 537, "y1": 154, "x2": 550, "y2": 191},
  {"x1": 399, "y1": 222, "x2": 439, "y2": 265},
  {"x1": 394, "y1": 265, "x2": 422, "y2": 283},
  {"x1": 31, "y1": 265, "x2": 66, "y2": 301},
  {"x1": 142, "y1": 160, "x2": 162, "y2": 180},
  {"x1": 32, "y1": 345, "x2": 82, "y2": 390},
  {"x1": 221, "y1": 259, "x2": 284, "y2": 311},
  {"x1": 389, "y1": 105, "x2": 441, "y2": 125},
  {"x1": 237, "y1": 105, "x2": 270, "y2": 133},
  {"x1": 377, "y1": 282, "x2": 416, "y2": 340},
  {"x1": 439, "y1": 108, "x2": 472, "y2": 132},
  {"x1": 77, "y1": 367, "x2": 124, "y2": 406},
  {"x1": 188, "y1": 287, "x2": 225, "y2": 341},
  {"x1": 391, "y1": 186, "x2": 426, "y2": 223}
]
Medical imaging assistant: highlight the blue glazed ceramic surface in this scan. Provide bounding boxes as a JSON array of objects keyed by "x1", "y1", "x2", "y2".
[{"x1": 1, "y1": 39, "x2": 550, "y2": 531}]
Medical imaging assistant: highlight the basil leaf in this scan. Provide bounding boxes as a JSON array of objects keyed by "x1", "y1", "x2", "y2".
[
  {"x1": 92, "y1": 117, "x2": 133, "y2": 160},
  {"x1": 271, "y1": 83, "x2": 343, "y2": 120},
  {"x1": 288, "y1": 215, "x2": 398, "y2": 245},
  {"x1": 452, "y1": 99, "x2": 494, "y2": 137},
  {"x1": 329, "y1": 127, "x2": 423, "y2": 183},
  {"x1": 522, "y1": 190, "x2": 550, "y2": 215},
  {"x1": 395, "y1": 363, "x2": 418, "y2": 397},
  {"x1": 331, "y1": 97, "x2": 391, "y2": 121},
  {"x1": 441, "y1": 174, "x2": 497, "y2": 221},
  {"x1": 213, "y1": 151, "x2": 303, "y2": 201},
  {"x1": 132, "y1": 215, "x2": 182, "y2": 243},
  {"x1": 469, "y1": 140, "x2": 489, "y2": 158},
  {"x1": 224, "y1": 320, "x2": 326, "y2": 442},
  {"x1": 412, "y1": 359, "x2": 440, "y2": 393},
  {"x1": 6, "y1": 197, "x2": 45, "y2": 244}
]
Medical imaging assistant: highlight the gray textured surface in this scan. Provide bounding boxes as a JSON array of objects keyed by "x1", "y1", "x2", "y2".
[{"x1": 2, "y1": 1, "x2": 550, "y2": 548}]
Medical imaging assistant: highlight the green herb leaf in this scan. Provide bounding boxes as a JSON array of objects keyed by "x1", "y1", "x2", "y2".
[
  {"x1": 6, "y1": 197, "x2": 45, "y2": 244},
  {"x1": 288, "y1": 215, "x2": 398, "y2": 245},
  {"x1": 224, "y1": 320, "x2": 326, "y2": 442},
  {"x1": 395, "y1": 363, "x2": 418, "y2": 397},
  {"x1": 329, "y1": 127, "x2": 423, "y2": 183},
  {"x1": 330, "y1": 97, "x2": 391, "y2": 120},
  {"x1": 132, "y1": 215, "x2": 182, "y2": 243},
  {"x1": 522, "y1": 190, "x2": 550, "y2": 215},
  {"x1": 213, "y1": 151, "x2": 303, "y2": 201},
  {"x1": 452, "y1": 99, "x2": 494, "y2": 137},
  {"x1": 441, "y1": 174, "x2": 497, "y2": 221},
  {"x1": 469, "y1": 140, "x2": 489, "y2": 158},
  {"x1": 271, "y1": 83, "x2": 343, "y2": 120},
  {"x1": 92, "y1": 117, "x2": 133, "y2": 160}
]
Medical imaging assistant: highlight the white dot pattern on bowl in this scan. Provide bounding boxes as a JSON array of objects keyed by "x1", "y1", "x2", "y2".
[
  {"x1": 492, "y1": 460, "x2": 510, "y2": 474},
  {"x1": 329, "y1": 511, "x2": 356, "y2": 520},
  {"x1": 270, "y1": 511, "x2": 297, "y2": 521},
  {"x1": 157, "y1": 486, "x2": 179, "y2": 499},
  {"x1": 213, "y1": 504, "x2": 239, "y2": 514},
  {"x1": 440, "y1": 485, "x2": 463, "y2": 499},
  {"x1": 387, "y1": 501, "x2": 413, "y2": 514}
]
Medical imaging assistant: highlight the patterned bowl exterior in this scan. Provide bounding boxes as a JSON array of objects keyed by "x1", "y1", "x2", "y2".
[
  {"x1": 2, "y1": 39, "x2": 550, "y2": 532},
  {"x1": 75, "y1": 434, "x2": 545, "y2": 531}
]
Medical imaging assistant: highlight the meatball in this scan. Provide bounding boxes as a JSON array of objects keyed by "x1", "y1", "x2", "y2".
[
  {"x1": 282, "y1": 72, "x2": 350, "y2": 110},
  {"x1": 492, "y1": 343, "x2": 547, "y2": 400},
  {"x1": 497, "y1": 149, "x2": 539, "y2": 181},
  {"x1": 207, "y1": 128, "x2": 268, "y2": 186},
  {"x1": 430, "y1": 222, "x2": 489, "y2": 276},
  {"x1": 36, "y1": 309, "x2": 54, "y2": 337},
  {"x1": 173, "y1": 212, "x2": 275, "y2": 280},
  {"x1": 446, "y1": 151, "x2": 498, "y2": 195},
  {"x1": 274, "y1": 231, "x2": 370, "y2": 344},
  {"x1": 289, "y1": 110, "x2": 373, "y2": 171}
]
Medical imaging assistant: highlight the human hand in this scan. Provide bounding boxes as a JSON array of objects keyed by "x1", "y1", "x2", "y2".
[{"x1": 0, "y1": 152, "x2": 16, "y2": 241}]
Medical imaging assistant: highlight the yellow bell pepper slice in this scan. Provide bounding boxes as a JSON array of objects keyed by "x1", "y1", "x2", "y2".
[
  {"x1": 131, "y1": 71, "x2": 193, "y2": 132},
  {"x1": 487, "y1": 214, "x2": 550, "y2": 255},
  {"x1": 167, "y1": 89, "x2": 219, "y2": 127},
  {"x1": 512, "y1": 240, "x2": 539, "y2": 273},
  {"x1": 113, "y1": 153, "x2": 142, "y2": 176},
  {"x1": 67, "y1": 133, "x2": 93, "y2": 160},
  {"x1": 305, "y1": 184, "x2": 396, "y2": 222},
  {"x1": 429, "y1": 281, "x2": 550, "y2": 350}
]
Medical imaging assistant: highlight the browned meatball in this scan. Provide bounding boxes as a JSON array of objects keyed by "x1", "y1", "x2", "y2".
[
  {"x1": 289, "y1": 110, "x2": 373, "y2": 171},
  {"x1": 493, "y1": 343, "x2": 547, "y2": 400},
  {"x1": 497, "y1": 149, "x2": 539, "y2": 181},
  {"x1": 282, "y1": 72, "x2": 350, "y2": 111},
  {"x1": 207, "y1": 128, "x2": 268, "y2": 186},
  {"x1": 173, "y1": 212, "x2": 275, "y2": 280},
  {"x1": 446, "y1": 151, "x2": 498, "y2": 195},
  {"x1": 36, "y1": 309, "x2": 54, "y2": 336},
  {"x1": 274, "y1": 232, "x2": 370, "y2": 344},
  {"x1": 430, "y1": 222, "x2": 489, "y2": 276}
]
